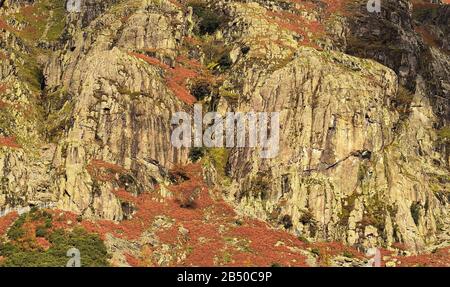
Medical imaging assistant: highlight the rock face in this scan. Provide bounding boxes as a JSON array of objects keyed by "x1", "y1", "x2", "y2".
[
  {"x1": 0, "y1": 0, "x2": 449, "y2": 256},
  {"x1": 346, "y1": 0, "x2": 449, "y2": 121},
  {"x1": 1, "y1": 0, "x2": 190, "y2": 220},
  {"x1": 213, "y1": 0, "x2": 449, "y2": 252}
]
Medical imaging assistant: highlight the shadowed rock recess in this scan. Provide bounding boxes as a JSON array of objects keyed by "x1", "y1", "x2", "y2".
[{"x1": 0, "y1": 0, "x2": 449, "y2": 266}]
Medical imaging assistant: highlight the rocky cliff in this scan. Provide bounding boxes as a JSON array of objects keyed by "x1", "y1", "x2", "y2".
[{"x1": 0, "y1": 0, "x2": 449, "y2": 266}]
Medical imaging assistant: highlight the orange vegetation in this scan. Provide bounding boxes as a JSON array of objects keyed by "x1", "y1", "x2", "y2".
[
  {"x1": 50, "y1": 163, "x2": 308, "y2": 266},
  {"x1": 129, "y1": 52, "x2": 217, "y2": 105},
  {"x1": 309, "y1": 241, "x2": 365, "y2": 265},
  {"x1": 35, "y1": 237, "x2": 51, "y2": 250},
  {"x1": 167, "y1": 0, "x2": 183, "y2": 8},
  {"x1": 8, "y1": 212, "x2": 54, "y2": 251},
  {"x1": 0, "y1": 137, "x2": 21, "y2": 149},
  {"x1": 225, "y1": 219, "x2": 308, "y2": 266},
  {"x1": 0, "y1": 212, "x2": 19, "y2": 236},
  {"x1": 124, "y1": 253, "x2": 140, "y2": 267},
  {"x1": 412, "y1": 0, "x2": 444, "y2": 10},
  {"x1": 265, "y1": 8, "x2": 325, "y2": 48},
  {"x1": 395, "y1": 247, "x2": 450, "y2": 267},
  {"x1": 322, "y1": 0, "x2": 348, "y2": 15},
  {"x1": 0, "y1": 19, "x2": 12, "y2": 31},
  {"x1": 415, "y1": 26, "x2": 447, "y2": 53},
  {"x1": 129, "y1": 52, "x2": 197, "y2": 104},
  {"x1": 86, "y1": 159, "x2": 126, "y2": 182},
  {"x1": 2, "y1": 177, "x2": 447, "y2": 266},
  {"x1": 166, "y1": 66, "x2": 198, "y2": 105},
  {"x1": 128, "y1": 52, "x2": 170, "y2": 70},
  {"x1": 184, "y1": 36, "x2": 202, "y2": 46},
  {"x1": 264, "y1": 0, "x2": 352, "y2": 48},
  {"x1": 376, "y1": 246, "x2": 450, "y2": 267},
  {"x1": 112, "y1": 188, "x2": 136, "y2": 203}
]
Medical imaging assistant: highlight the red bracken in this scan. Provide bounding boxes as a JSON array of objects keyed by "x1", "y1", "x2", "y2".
[
  {"x1": 0, "y1": 212, "x2": 19, "y2": 236},
  {"x1": 86, "y1": 159, "x2": 126, "y2": 182},
  {"x1": 0, "y1": 136, "x2": 21, "y2": 148}
]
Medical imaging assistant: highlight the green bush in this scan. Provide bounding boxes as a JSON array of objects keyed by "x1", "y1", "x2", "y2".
[
  {"x1": 437, "y1": 126, "x2": 450, "y2": 144},
  {"x1": 298, "y1": 235, "x2": 309, "y2": 243},
  {"x1": 410, "y1": 202, "x2": 422, "y2": 226},
  {"x1": 191, "y1": 81, "x2": 211, "y2": 100},
  {"x1": 343, "y1": 251, "x2": 354, "y2": 258},
  {"x1": 0, "y1": 210, "x2": 110, "y2": 267},
  {"x1": 311, "y1": 248, "x2": 321, "y2": 257},
  {"x1": 44, "y1": 217, "x2": 53, "y2": 228},
  {"x1": 7, "y1": 214, "x2": 26, "y2": 241},
  {"x1": 1, "y1": 227, "x2": 110, "y2": 267},
  {"x1": 35, "y1": 226, "x2": 48, "y2": 238},
  {"x1": 189, "y1": 147, "x2": 206, "y2": 162},
  {"x1": 200, "y1": 38, "x2": 232, "y2": 71}
]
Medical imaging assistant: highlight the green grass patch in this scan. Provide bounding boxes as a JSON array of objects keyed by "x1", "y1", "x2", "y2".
[{"x1": 0, "y1": 209, "x2": 110, "y2": 267}]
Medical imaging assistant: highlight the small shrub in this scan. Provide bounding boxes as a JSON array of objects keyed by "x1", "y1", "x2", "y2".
[
  {"x1": 410, "y1": 202, "x2": 422, "y2": 226},
  {"x1": 190, "y1": 81, "x2": 211, "y2": 100},
  {"x1": 177, "y1": 185, "x2": 200, "y2": 209},
  {"x1": 392, "y1": 86, "x2": 414, "y2": 115},
  {"x1": 343, "y1": 251, "x2": 354, "y2": 258},
  {"x1": 189, "y1": 147, "x2": 206, "y2": 162},
  {"x1": 35, "y1": 226, "x2": 47, "y2": 238},
  {"x1": 299, "y1": 211, "x2": 314, "y2": 225},
  {"x1": 241, "y1": 46, "x2": 250, "y2": 55},
  {"x1": 311, "y1": 248, "x2": 321, "y2": 257},
  {"x1": 0, "y1": 210, "x2": 110, "y2": 267},
  {"x1": 280, "y1": 215, "x2": 293, "y2": 230},
  {"x1": 189, "y1": 1, "x2": 225, "y2": 35},
  {"x1": 7, "y1": 214, "x2": 26, "y2": 241},
  {"x1": 201, "y1": 39, "x2": 231, "y2": 71},
  {"x1": 1, "y1": 227, "x2": 110, "y2": 267},
  {"x1": 169, "y1": 166, "x2": 191, "y2": 183},
  {"x1": 339, "y1": 193, "x2": 359, "y2": 226},
  {"x1": 251, "y1": 173, "x2": 270, "y2": 200},
  {"x1": 437, "y1": 126, "x2": 450, "y2": 144},
  {"x1": 298, "y1": 235, "x2": 309, "y2": 243},
  {"x1": 218, "y1": 54, "x2": 232, "y2": 69},
  {"x1": 44, "y1": 218, "x2": 52, "y2": 228},
  {"x1": 206, "y1": 148, "x2": 229, "y2": 176}
]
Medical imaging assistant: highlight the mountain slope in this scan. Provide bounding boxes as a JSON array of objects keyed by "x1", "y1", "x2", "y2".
[{"x1": 0, "y1": 0, "x2": 449, "y2": 266}]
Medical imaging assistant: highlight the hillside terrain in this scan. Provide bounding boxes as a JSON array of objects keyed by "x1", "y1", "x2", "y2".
[{"x1": 0, "y1": 0, "x2": 449, "y2": 266}]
